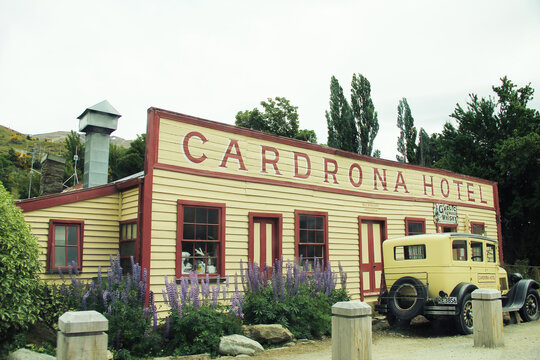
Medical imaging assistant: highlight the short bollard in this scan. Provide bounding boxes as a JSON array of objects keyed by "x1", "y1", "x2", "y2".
[
  {"x1": 57, "y1": 310, "x2": 109, "y2": 360},
  {"x1": 471, "y1": 289, "x2": 504, "y2": 348},
  {"x1": 332, "y1": 301, "x2": 372, "y2": 360}
]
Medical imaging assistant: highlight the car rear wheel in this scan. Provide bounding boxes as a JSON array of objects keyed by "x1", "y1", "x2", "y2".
[
  {"x1": 519, "y1": 288, "x2": 540, "y2": 322},
  {"x1": 454, "y1": 293, "x2": 473, "y2": 335},
  {"x1": 388, "y1": 276, "x2": 426, "y2": 321}
]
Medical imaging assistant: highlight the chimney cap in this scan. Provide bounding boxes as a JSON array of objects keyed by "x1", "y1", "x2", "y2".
[
  {"x1": 78, "y1": 100, "x2": 121, "y2": 134},
  {"x1": 77, "y1": 100, "x2": 121, "y2": 119}
]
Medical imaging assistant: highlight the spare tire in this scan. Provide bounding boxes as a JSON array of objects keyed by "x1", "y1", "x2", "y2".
[{"x1": 388, "y1": 276, "x2": 427, "y2": 320}]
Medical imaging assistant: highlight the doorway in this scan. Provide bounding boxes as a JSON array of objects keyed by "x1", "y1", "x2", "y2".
[
  {"x1": 248, "y1": 213, "x2": 282, "y2": 269},
  {"x1": 358, "y1": 217, "x2": 387, "y2": 300}
]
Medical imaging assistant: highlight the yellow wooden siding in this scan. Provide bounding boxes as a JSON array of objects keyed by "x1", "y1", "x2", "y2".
[
  {"x1": 148, "y1": 168, "x2": 499, "y2": 304},
  {"x1": 157, "y1": 118, "x2": 495, "y2": 208},
  {"x1": 120, "y1": 187, "x2": 139, "y2": 221},
  {"x1": 23, "y1": 194, "x2": 121, "y2": 283}
]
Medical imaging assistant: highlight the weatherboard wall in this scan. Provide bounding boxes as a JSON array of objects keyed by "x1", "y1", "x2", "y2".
[
  {"x1": 142, "y1": 109, "x2": 500, "y2": 303},
  {"x1": 22, "y1": 194, "x2": 121, "y2": 282}
]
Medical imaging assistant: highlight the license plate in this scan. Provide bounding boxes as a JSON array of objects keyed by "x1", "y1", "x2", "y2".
[{"x1": 437, "y1": 296, "x2": 457, "y2": 305}]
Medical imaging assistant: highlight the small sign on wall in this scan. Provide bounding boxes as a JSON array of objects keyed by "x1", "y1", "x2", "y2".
[{"x1": 434, "y1": 203, "x2": 458, "y2": 224}]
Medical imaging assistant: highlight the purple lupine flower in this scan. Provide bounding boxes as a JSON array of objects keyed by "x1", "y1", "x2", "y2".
[
  {"x1": 162, "y1": 289, "x2": 168, "y2": 306},
  {"x1": 58, "y1": 268, "x2": 65, "y2": 281},
  {"x1": 72, "y1": 261, "x2": 79, "y2": 275},
  {"x1": 82, "y1": 290, "x2": 90, "y2": 310},
  {"x1": 107, "y1": 268, "x2": 113, "y2": 290},
  {"x1": 226, "y1": 274, "x2": 230, "y2": 288},
  {"x1": 107, "y1": 305, "x2": 112, "y2": 316},
  {"x1": 143, "y1": 307, "x2": 150, "y2": 318},
  {"x1": 102, "y1": 290, "x2": 110, "y2": 307},
  {"x1": 222, "y1": 285, "x2": 227, "y2": 301},
  {"x1": 212, "y1": 284, "x2": 219, "y2": 308}
]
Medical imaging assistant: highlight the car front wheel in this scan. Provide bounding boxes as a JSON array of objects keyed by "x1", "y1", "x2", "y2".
[
  {"x1": 519, "y1": 288, "x2": 540, "y2": 322},
  {"x1": 454, "y1": 293, "x2": 474, "y2": 335}
]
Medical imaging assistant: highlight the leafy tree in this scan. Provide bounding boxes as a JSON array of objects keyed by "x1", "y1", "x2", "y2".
[
  {"x1": 435, "y1": 77, "x2": 540, "y2": 264},
  {"x1": 236, "y1": 97, "x2": 316, "y2": 143},
  {"x1": 326, "y1": 76, "x2": 359, "y2": 153},
  {"x1": 108, "y1": 143, "x2": 128, "y2": 182},
  {"x1": 396, "y1": 98, "x2": 417, "y2": 163},
  {"x1": 0, "y1": 182, "x2": 42, "y2": 340},
  {"x1": 372, "y1": 149, "x2": 381, "y2": 158},
  {"x1": 115, "y1": 134, "x2": 146, "y2": 180},
  {"x1": 295, "y1": 129, "x2": 317, "y2": 143},
  {"x1": 351, "y1": 73, "x2": 379, "y2": 156}
]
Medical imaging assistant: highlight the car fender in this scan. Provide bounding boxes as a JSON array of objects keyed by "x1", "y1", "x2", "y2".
[
  {"x1": 503, "y1": 279, "x2": 540, "y2": 310},
  {"x1": 450, "y1": 283, "x2": 478, "y2": 304}
]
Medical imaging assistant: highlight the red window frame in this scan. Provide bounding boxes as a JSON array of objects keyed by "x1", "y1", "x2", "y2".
[
  {"x1": 294, "y1": 210, "x2": 329, "y2": 269},
  {"x1": 176, "y1": 200, "x2": 226, "y2": 278},
  {"x1": 119, "y1": 220, "x2": 138, "y2": 274},
  {"x1": 470, "y1": 222, "x2": 486, "y2": 235},
  {"x1": 437, "y1": 223, "x2": 458, "y2": 233},
  {"x1": 48, "y1": 219, "x2": 84, "y2": 271},
  {"x1": 405, "y1": 217, "x2": 426, "y2": 236}
]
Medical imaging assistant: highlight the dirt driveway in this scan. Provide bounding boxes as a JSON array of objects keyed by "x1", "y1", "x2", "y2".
[{"x1": 251, "y1": 317, "x2": 540, "y2": 360}]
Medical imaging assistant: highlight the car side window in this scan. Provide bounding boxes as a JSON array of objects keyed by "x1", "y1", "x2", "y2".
[
  {"x1": 452, "y1": 240, "x2": 467, "y2": 261},
  {"x1": 471, "y1": 241, "x2": 483, "y2": 262},
  {"x1": 486, "y1": 244, "x2": 496, "y2": 263},
  {"x1": 394, "y1": 245, "x2": 426, "y2": 260}
]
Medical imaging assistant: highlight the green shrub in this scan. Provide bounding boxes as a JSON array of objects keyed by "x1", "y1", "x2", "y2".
[
  {"x1": 0, "y1": 182, "x2": 42, "y2": 340},
  {"x1": 241, "y1": 259, "x2": 350, "y2": 339},
  {"x1": 165, "y1": 305, "x2": 242, "y2": 356}
]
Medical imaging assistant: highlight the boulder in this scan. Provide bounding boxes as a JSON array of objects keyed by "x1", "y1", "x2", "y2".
[
  {"x1": 7, "y1": 349, "x2": 55, "y2": 360},
  {"x1": 243, "y1": 324, "x2": 294, "y2": 344},
  {"x1": 218, "y1": 334, "x2": 264, "y2": 356}
]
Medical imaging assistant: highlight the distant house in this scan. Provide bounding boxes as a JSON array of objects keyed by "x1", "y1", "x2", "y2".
[{"x1": 16, "y1": 101, "x2": 502, "y2": 306}]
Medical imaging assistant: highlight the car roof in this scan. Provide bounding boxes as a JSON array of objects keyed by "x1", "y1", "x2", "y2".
[{"x1": 384, "y1": 233, "x2": 498, "y2": 246}]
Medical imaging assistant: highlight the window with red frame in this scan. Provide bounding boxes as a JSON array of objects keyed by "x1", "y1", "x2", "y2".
[
  {"x1": 296, "y1": 212, "x2": 327, "y2": 271},
  {"x1": 438, "y1": 224, "x2": 457, "y2": 233},
  {"x1": 405, "y1": 218, "x2": 426, "y2": 235},
  {"x1": 471, "y1": 222, "x2": 485, "y2": 235},
  {"x1": 119, "y1": 221, "x2": 137, "y2": 273},
  {"x1": 178, "y1": 202, "x2": 224, "y2": 276},
  {"x1": 48, "y1": 220, "x2": 83, "y2": 270}
]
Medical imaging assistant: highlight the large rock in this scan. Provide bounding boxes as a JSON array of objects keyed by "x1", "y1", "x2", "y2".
[
  {"x1": 218, "y1": 334, "x2": 264, "y2": 356},
  {"x1": 7, "y1": 349, "x2": 55, "y2": 360},
  {"x1": 243, "y1": 324, "x2": 294, "y2": 344}
]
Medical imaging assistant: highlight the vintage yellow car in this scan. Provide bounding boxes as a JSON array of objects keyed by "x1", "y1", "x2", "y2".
[{"x1": 375, "y1": 233, "x2": 540, "y2": 334}]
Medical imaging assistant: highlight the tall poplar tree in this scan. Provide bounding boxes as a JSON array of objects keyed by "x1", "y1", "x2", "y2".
[
  {"x1": 351, "y1": 73, "x2": 379, "y2": 156},
  {"x1": 325, "y1": 76, "x2": 359, "y2": 152},
  {"x1": 396, "y1": 98, "x2": 417, "y2": 163}
]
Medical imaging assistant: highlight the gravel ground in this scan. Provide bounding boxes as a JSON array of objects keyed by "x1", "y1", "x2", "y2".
[{"x1": 249, "y1": 317, "x2": 540, "y2": 360}]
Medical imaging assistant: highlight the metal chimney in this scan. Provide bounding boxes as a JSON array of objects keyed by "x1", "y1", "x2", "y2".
[{"x1": 77, "y1": 100, "x2": 121, "y2": 188}]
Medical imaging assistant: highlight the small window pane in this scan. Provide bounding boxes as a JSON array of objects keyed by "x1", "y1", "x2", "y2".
[
  {"x1": 299, "y1": 216, "x2": 307, "y2": 229},
  {"x1": 183, "y1": 224, "x2": 195, "y2": 240},
  {"x1": 66, "y1": 247, "x2": 77, "y2": 265},
  {"x1": 121, "y1": 224, "x2": 127, "y2": 240},
  {"x1": 487, "y1": 244, "x2": 496, "y2": 263},
  {"x1": 315, "y1": 245, "x2": 323, "y2": 257},
  {"x1": 66, "y1": 226, "x2": 78, "y2": 245},
  {"x1": 299, "y1": 230, "x2": 307, "y2": 243},
  {"x1": 207, "y1": 243, "x2": 218, "y2": 257},
  {"x1": 120, "y1": 241, "x2": 135, "y2": 256},
  {"x1": 196, "y1": 208, "x2": 207, "y2": 224},
  {"x1": 307, "y1": 216, "x2": 316, "y2": 229},
  {"x1": 315, "y1": 216, "x2": 323, "y2": 230},
  {"x1": 131, "y1": 223, "x2": 137, "y2": 238},
  {"x1": 472, "y1": 223, "x2": 485, "y2": 235},
  {"x1": 208, "y1": 209, "x2": 219, "y2": 224},
  {"x1": 453, "y1": 240, "x2": 467, "y2": 261},
  {"x1": 196, "y1": 225, "x2": 207, "y2": 240},
  {"x1": 471, "y1": 242, "x2": 483, "y2": 262},
  {"x1": 394, "y1": 245, "x2": 425, "y2": 260},
  {"x1": 208, "y1": 225, "x2": 219, "y2": 240},
  {"x1": 55, "y1": 246, "x2": 66, "y2": 267},
  {"x1": 194, "y1": 243, "x2": 206, "y2": 257},
  {"x1": 308, "y1": 230, "x2": 315, "y2": 243},
  {"x1": 184, "y1": 207, "x2": 195, "y2": 223},
  {"x1": 407, "y1": 221, "x2": 424, "y2": 235},
  {"x1": 182, "y1": 242, "x2": 194, "y2": 256},
  {"x1": 55, "y1": 226, "x2": 66, "y2": 245},
  {"x1": 315, "y1": 231, "x2": 324, "y2": 243},
  {"x1": 307, "y1": 245, "x2": 315, "y2": 257}
]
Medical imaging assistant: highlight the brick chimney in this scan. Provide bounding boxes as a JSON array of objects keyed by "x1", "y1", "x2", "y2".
[
  {"x1": 77, "y1": 100, "x2": 121, "y2": 188},
  {"x1": 39, "y1": 153, "x2": 66, "y2": 195}
]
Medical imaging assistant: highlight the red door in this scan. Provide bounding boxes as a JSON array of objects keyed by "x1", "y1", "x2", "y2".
[
  {"x1": 359, "y1": 219, "x2": 386, "y2": 299},
  {"x1": 249, "y1": 215, "x2": 282, "y2": 269}
]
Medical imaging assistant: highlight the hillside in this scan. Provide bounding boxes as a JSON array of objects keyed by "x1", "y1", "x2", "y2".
[{"x1": 0, "y1": 125, "x2": 65, "y2": 156}]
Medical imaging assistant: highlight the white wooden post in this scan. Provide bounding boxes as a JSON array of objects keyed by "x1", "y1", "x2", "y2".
[
  {"x1": 57, "y1": 311, "x2": 109, "y2": 360},
  {"x1": 471, "y1": 289, "x2": 504, "y2": 348},
  {"x1": 332, "y1": 301, "x2": 372, "y2": 360}
]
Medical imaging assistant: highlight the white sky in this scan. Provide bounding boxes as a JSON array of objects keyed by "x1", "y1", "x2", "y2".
[{"x1": 1, "y1": 0, "x2": 539, "y2": 160}]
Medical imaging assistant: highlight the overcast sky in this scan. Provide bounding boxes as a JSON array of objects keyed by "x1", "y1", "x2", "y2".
[{"x1": 1, "y1": 0, "x2": 539, "y2": 160}]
